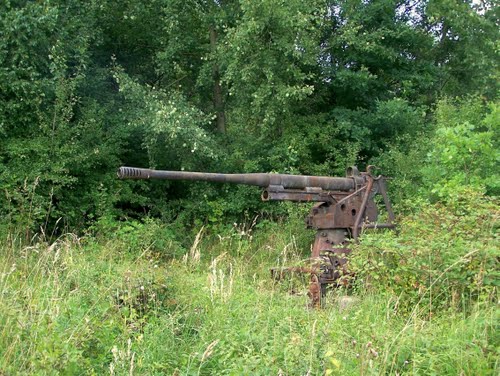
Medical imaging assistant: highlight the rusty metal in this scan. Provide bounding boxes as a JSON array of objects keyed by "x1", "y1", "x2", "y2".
[
  {"x1": 118, "y1": 165, "x2": 395, "y2": 307},
  {"x1": 118, "y1": 167, "x2": 355, "y2": 191}
]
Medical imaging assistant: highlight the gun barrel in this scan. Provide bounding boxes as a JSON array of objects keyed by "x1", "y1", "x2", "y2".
[{"x1": 118, "y1": 166, "x2": 356, "y2": 191}]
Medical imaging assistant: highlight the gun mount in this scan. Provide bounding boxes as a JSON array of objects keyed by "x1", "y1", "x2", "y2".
[{"x1": 118, "y1": 165, "x2": 395, "y2": 306}]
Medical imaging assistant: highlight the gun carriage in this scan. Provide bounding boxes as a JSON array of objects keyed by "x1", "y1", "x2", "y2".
[{"x1": 118, "y1": 166, "x2": 395, "y2": 306}]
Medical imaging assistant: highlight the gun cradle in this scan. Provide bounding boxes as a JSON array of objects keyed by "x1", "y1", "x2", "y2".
[{"x1": 305, "y1": 173, "x2": 394, "y2": 306}]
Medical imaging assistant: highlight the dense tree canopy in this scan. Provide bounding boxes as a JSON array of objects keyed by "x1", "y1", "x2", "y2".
[{"x1": 0, "y1": 0, "x2": 498, "y2": 232}]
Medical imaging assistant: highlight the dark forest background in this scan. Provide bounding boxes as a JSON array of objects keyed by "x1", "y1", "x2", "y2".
[{"x1": 1, "y1": 0, "x2": 498, "y2": 235}]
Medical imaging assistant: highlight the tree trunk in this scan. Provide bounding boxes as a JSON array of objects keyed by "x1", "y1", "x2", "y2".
[{"x1": 210, "y1": 27, "x2": 226, "y2": 134}]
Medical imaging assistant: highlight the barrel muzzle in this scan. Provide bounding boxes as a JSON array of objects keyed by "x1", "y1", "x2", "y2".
[{"x1": 117, "y1": 167, "x2": 150, "y2": 179}]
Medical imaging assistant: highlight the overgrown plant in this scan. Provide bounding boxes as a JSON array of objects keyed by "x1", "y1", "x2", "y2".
[{"x1": 350, "y1": 189, "x2": 498, "y2": 314}]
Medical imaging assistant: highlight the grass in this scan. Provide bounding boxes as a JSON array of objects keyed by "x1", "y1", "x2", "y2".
[{"x1": 0, "y1": 206, "x2": 498, "y2": 375}]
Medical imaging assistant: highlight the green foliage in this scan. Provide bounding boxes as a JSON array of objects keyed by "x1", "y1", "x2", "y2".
[
  {"x1": 1, "y1": 0, "x2": 498, "y2": 230},
  {"x1": 221, "y1": 0, "x2": 322, "y2": 127},
  {"x1": 112, "y1": 65, "x2": 217, "y2": 169},
  {"x1": 0, "y1": 1, "x2": 123, "y2": 231},
  {"x1": 425, "y1": 0, "x2": 499, "y2": 98},
  {"x1": 350, "y1": 190, "x2": 498, "y2": 313},
  {"x1": 0, "y1": 2, "x2": 498, "y2": 375},
  {"x1": 1, "y1": 2, "x2": 499, "y2": 374},
  {"x1": 371, "y1": 96, "x2": 498, "y2": 208},
  {"x1": 321, "y1": 0, "x2": 437, "y2": 107},
  {"x1": 423, "y1": 98, "x2": 499, "y2": 199},
  {"x1": 91, "y1": 216, "x2": 185, "y2": 258},
  {"x1": 369, "y1": 132, "x2": 431, "y2": 205}
]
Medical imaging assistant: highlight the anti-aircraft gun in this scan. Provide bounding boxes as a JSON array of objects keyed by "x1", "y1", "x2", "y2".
[{"x1": 117, "y1": 165, "x2": 395, "y2": 306}]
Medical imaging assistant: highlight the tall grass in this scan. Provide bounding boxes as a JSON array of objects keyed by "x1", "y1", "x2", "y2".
[{"x1": 0, "y1": 200, "x2": 498, "y2": 375}]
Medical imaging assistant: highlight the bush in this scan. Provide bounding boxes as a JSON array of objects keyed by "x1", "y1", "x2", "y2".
[
  {"x1": 372, "y1": 96, "x2": 499, "y2": 208},
  {"x1": 350, "y1": 190, "x2": 498, "y2": 314},
  {"x1": 422, "y1": 97, "x2": 499, "y2": 199}
]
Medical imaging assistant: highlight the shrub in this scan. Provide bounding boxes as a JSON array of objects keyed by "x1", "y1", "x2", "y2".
[
  {"x1": 350, "y1": 190, "x2": 498, "y2": 314},
  {"x1": 422, "y1": 97, "x2": 499, "y2": 199}
]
